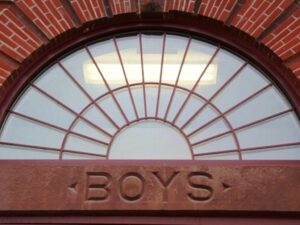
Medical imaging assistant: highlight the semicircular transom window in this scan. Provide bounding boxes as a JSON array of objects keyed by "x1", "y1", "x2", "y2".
[{"x1": 1, "y1": 33, "x2": 300, "y2": 160}]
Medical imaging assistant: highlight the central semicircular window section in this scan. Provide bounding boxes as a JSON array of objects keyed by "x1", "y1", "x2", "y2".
[{"x1": 1, "y1": 34, "x2": 300, "y2": 160}]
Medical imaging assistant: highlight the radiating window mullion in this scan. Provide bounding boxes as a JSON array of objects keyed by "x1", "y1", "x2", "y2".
[
  {"x1": 113, "y1": 37, "x2": 139, "y2": 120},
  {"x1": 138, "y1": 33, "x2": 147, "y2": 117},
  {"x1": 172, "y1": 46, "x2": 221, "y2": 124},
  {"x1": 31, "y1": 84, "x2": 113, "y2": 137},
  {"x1": 187, "y1": 83, "x2": 273, "y2": 137},
  {"x1": 163, "y1": 37, "x2": 192, "y2": 120},
  {"x1": 155, "y1": 33, "x2": 166, "y2": 118},
  {"x1": 180, "y1": 62, "x2": 248, "y2": 130},
  {"x1": 9, "y1": 111, "x2": 109, "y2": 146},
  {"x1": 85, "y1": 46, "x2": 130, "y2": 125}
]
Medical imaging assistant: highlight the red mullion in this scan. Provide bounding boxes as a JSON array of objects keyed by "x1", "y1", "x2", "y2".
[
  {"x1": 172, "y1": 46, "x2": 221, "y2": 124},
  {"x1": 10, "y1": 111, "x2": 109, "y2": 146},
  {"x1": 187, "y1": 84, "x2": 273, "y2": 137},
  {"x1": 58, "y1": 61, "x2": 123, "y2": 127},
  {"x1": 112, "y1": 37, "x2": 139, "y2": 120},
  {"x1": 85, "y1": 46, "x2": 128, "y2": 126},
  {"x1": 0, "y1": 141, "x2": 106, "y2": 158},
  {"x1": 31, "y1": 84, "x2": 112, "y2": 137},
  {"x1": 191, "y1": 109, "x2": 293, "y2": 146},
  {"x1": 155, "y1": 33, "x2": 167, "y2": 118},
  {"x1": 163, "y1": 37, "x2": 192, "y2": 121},
  {"x1": 139, "y1": 33, "x2": 147, "y2": 117},
  {"x1": 181, "y1": 62, "x2": 248, "y2": 130}
]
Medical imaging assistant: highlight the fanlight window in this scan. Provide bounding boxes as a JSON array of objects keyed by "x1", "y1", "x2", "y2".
[{"x1": 0, "y1": 34, "x2": 300, "y2": 160}]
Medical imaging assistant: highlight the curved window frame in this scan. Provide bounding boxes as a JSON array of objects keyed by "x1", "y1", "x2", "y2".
[{"x1": 0, "y1": 14, "x2": 300, "y2": 161}]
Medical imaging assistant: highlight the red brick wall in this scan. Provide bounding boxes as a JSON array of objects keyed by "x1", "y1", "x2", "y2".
[{"x1": 0, "y1": 0, "x2": 299, "y2": 86}]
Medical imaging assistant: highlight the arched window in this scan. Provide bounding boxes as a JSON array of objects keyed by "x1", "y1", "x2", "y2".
[{"x1": 1, "y1": 33, "x2": 300, "y2": 160}]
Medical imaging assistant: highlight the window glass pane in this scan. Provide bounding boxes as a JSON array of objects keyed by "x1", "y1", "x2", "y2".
[
  {"x1": 131, "y1": 86, "x2": 146, "y2": 118},
  {"x1": 62, "y1": 152, "x2": 104, "y2": 159},
  {"x1": 178, "y1": 39, "x2": 217, "y2": 90},
  {"x1": 0, "y1": 145, "x2": 59, "y2": 159},
  {"x1": 83, "y1": 106, "x2": 117, "y2": 134},
  {"x1": 193, "y1": 134, "x2": 236, "y2": 154},
  {"x1": 157, "y1": 86, "x2": 173, "y2": 118},
  {"x1": 109, "y1": 120, "x2": 191, "y2": 159},
  {"x1": 71, "y1": 119, "x2": 111, "y2": 143},
  {"x1": 242, "y1": 146, "x2": 300, "y2": 160},
  {"x1": 195, "y1": 152, "x2": 239, "y2": 160},
  {"x1": 14, "y1": 88, "x2": 75, "y2": 129},
  {"x1": 175, "y1": 94, "x2": 204, "y2": 128},
  {"x1": 61, "y1": 49, "x2": 108, "y2": 99},
  {"x1": 116, "y1": 36, "x2": 143, "y2": 84},
  {"x1": 0, "y1": 115, "x2": 64, "y2": 148},
  {"x1": 35, "y1": 64, "x2": 90, "y2": 113},
  {"x1": 115, "y1": 89, "x2": 137, "y2": 121},
  {"x1": 227, "y1": 87, "x2": 291, "y2": 128},
  {"x1": 142, "y1": 35, "x2": 163, "y2": 82},
  {"x1": 237, "y1": 113, "x2": 300, "y2": 148},
  {"x1": 97, "y1": 96, "x2": 126, "y2": 127},
  {"x1": 65, "y1": 134, "x2": 107, "y2": 156},
  {"x1": 161, "y1": 35, "x2": 189, "y2": 85},
  {"x1": 212, "y1": 65, "x2": 270, "y2": 112},
  {"x1": 195, "y1": 49, "x2": 245, "y2": 99},
  {"x1": 89, "y1": 40, "x2": 126, "y2": 89}
]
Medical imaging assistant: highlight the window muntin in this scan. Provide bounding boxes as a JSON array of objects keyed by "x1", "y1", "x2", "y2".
[{"x1": 0, "y1": 34, "x2": 300, "y2": 160}]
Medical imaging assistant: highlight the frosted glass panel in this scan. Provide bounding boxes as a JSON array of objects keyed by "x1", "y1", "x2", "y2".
[
  {"x1": 243, "y1": 146, "x2": 300, "y2": 160},
  {"x1": 227, "y1": 88, "x2": 291, "y2": 128},
  {"x1": 193, "y1": 134, "x2": 236, "y2": 154},
  {"x1": 161, "y1": 35, "x2": 189, "y2": 85},
  {"x1": 89, "y1": 40, "x2": 126, "y2": 89},
  {"x1": 116, "y1": 36, "x2": 143, "y2": 84},
  {"x1": 178, "y1": 39, "x2": 217, "y2": 89},
  {"x1": 65, "y1": 135, "x2": 107, "y2": 155},
  {"x1": 61, "y1": 49, "x2": 108, "y2": 99},
  {"x1": 14, "y1": 88, "x2": 75, "y2": 129},
  {"x1": 195, "y1": 49, "x2": 245, "y2": 99},
  {"x1": 142, "y1": 35, "x2": 163, "y2": 82},
  {"x1": 1, "y1": 34, "x2": 299, "y2": 160},
  {"x1": 35, "y1": 64, "x2": 90, "y2": 113},
  {"x1": 212, "y1": 65, "x2": 269, "y2": 112},
  {"x1": 0, "y1": 145, "x2": 59, "y2": 159},
  {"x1": 98, "y1": 96, "x2": 126, "y2": 127},
  {"x1": 237, "y1": 113, "x2": 300, "y2": 148},
  {"x1": 0, "y1": 115, "x2": 64, "y2": 148},
  {"x1": 195, "y1": 152, "x2": 239, "y2": 160},
  {"x1": 109, "y1": 121, "x2": 191, "y2": 159}
]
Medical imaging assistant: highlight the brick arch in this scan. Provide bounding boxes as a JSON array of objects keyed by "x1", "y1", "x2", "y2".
[{"x1": 0, "y1": 0, "x2": 299, "y2": 94}]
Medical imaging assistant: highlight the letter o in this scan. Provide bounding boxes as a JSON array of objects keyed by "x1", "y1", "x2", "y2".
[{"x1": 119, "y1": 172, "x2": 145, "y2": 201}]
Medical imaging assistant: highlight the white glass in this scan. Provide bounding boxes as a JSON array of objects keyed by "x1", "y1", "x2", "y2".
[
  {"x1": 14, "y1": 88, "x2": 75, "y2": 129},
  {"x1": 65, "y1": 134, "x2": 107, "y2": 155},
  {"x1": 89, "y1": 39, "x2": 126, "y2": 89},
  {"x1": 35, "y1": 64, "x2": 90, "y2": 113},
  {"x1": 0, "y1": 115, "x2": 64, "y2": 148},
  {"x1": 116, "y1": 36, "x2": 143, "y2": 84},
  {"x1": 161, "y1": 35, "x2": 189, "y2": 85},
  {"x1": 142, "y1": 35, "x2": 163, "y2": 82},
  {"x1": 0, "y1": 145, "x2": 59, "y2": 159},
  {"x1": 178, "y1": 39, "x2": 217, "y2": 89},
  {"x1": 61, "y1": 49, "x2": 108, "y2": 99},
  {"x1": 109, "y1": 120, "x2": 191, "y2": 159},
  {"x1": 212, "y1": 65, "x2": 269, "y2": 112}
]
